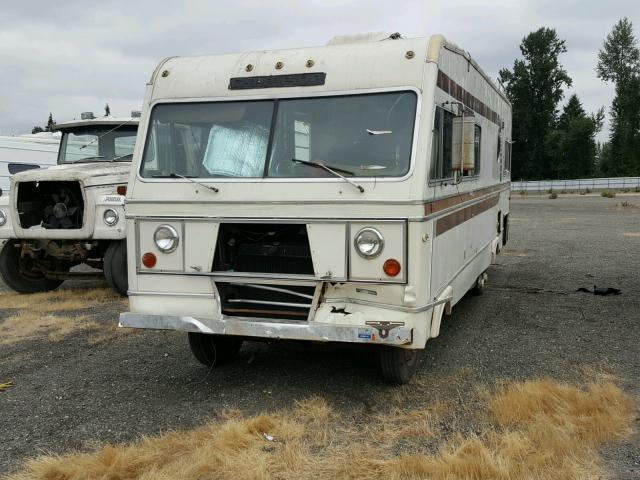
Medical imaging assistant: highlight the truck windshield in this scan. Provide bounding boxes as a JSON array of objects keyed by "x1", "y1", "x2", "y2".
[
  {"x1": 58, "y1": 126, "x2": 138, "y2": 164},
  {"x1": 140, "y1": 91, "x2": 417, "y2": 179}
]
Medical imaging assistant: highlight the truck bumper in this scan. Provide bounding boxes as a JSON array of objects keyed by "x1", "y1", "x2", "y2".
[{"x1": 119, "y1": 312, "x2": 413, "y2": 346}]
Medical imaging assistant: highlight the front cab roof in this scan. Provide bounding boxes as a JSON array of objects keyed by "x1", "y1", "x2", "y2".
[
  {"x1": 147, "y1": 35, "x2": 443, "y2": 102},
  {"x1": 55, "y1": 117, "x2": 140, "y2": 131}
]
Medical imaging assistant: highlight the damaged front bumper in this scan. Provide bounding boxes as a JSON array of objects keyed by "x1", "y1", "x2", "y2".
[{"x1": 119, "y1": 312, "x2": 413, "y2": 346}]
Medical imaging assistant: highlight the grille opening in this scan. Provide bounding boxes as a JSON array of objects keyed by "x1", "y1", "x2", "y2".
[
  {"x1": 212, "y1": 223, "x2": 314, "y2": 275},
  {"x1": 217, "y1": 283, "x2": 315, "y2": 320},
  {"x1": 17, "y1": 181, "x2": 84, "y2": 229}
]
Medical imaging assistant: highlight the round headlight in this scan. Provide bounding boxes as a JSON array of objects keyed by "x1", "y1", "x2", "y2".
[
  {"x1": 0, "y1": 209, "x2": 6, "y2": 227},
  {"x1": 103, "y1": 209, "x2": 119, "y2": 226},
  {"x1": 154, "y1": 224, "x2": 179, "y2": 253},
  {"x1": 354, "y1": 227, "x2": 384, "y2": 259}
]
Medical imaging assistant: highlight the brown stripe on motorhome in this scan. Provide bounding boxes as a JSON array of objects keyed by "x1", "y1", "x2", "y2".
[
  {"x1": 437, "y1": 70, "x2": 502, "y2": 126},
  {"x1": 435, "y1": 194, "x2": 500, "y2": 237},
  {"x1": 423, "y1": 183, "x2": 507, "y2": 216}
]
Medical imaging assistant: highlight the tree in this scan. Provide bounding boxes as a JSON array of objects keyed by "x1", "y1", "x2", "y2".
[
  {"x1": 499, "y1": 28, "x2": 572, "y2": 180},
  {"x1": 546, "y1": 94, "x2": 601, "y2": 178},
  {"x1": 45, "y1": 113, "x2": 55, "y2": 133},
  {"x1": 596, "y1": 18, "x2": 640, "y2": 176},
  {"x1": 104, "y1": 103, "x2": 111, "y2": 116},
  {"x1": 31, "y1": 126, "x2": 44, "y2": 134},
  {"x1": 597, "y1": 18, "x2": 640, "y2": 85}
]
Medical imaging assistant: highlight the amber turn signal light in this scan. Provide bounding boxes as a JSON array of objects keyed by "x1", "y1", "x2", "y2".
[
  {"x1": 142, "y1": 252, "x2": 157, "y2": 268},
  {"x1": 117, "y1": 185, "x2": 127, "y2": 195},
  {"x1": 383, "y1": 259, "x2": 401, "y2": 277}
]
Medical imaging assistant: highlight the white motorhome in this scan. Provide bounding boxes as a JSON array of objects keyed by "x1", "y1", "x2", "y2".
[
  {"x1": 120, "y1": 33, "x2": 512, "y2": 383},
  {"x1": 0, "y1": 132, "x2": 60, "y2": 193},
  {"x1": 0, "y1": 113, "x2": 139, "y2": 295}
]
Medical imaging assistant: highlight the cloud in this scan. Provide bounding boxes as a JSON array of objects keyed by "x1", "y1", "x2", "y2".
[{"x1": 0, "y1": 0, "x2": 637, "y2": 142}]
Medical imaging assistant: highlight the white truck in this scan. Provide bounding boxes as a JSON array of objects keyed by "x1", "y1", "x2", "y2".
[
  {"x1": 0, "y1": 113, "x2": 139, "y2": 295},
  {"x1": 119, "y1": 33, "x2": 512, "y2": 383}
]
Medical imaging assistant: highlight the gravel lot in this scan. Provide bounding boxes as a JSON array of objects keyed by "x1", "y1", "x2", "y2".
[{"x1": 1, "y1": 194, "x2": 639, "y2": 477}]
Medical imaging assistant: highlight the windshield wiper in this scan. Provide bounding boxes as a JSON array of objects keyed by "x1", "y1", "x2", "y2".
[
  {"x1": 151, "y1": 173, "x2": 219, "y2": 193},
  {"x1": 291, "y1": 159, "x2": 364, "y2": 193},
  {"x1": 111, "y1": 153, "x2": 133, "y2": 162},
  {"x1": 70, "y1": 156, "x2": 106, "y2": 163}
]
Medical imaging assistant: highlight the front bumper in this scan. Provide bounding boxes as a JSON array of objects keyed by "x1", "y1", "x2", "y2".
[{"x1": 119, "y1": 312, "x2": 413, "y2": 346}]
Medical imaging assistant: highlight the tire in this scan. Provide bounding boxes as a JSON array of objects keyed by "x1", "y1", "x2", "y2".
[
  {"x1": 188, "y1": 332, "x2": 243, "y2": 367},
  {"x1": 104, "y1": 240, "x2": 128, "y2": 296},
  {"x1": 0, "y1": 240, "x2": 63, "y2": 293},
  {"x1": 379, "y1": 346, "x2": 422, "y2": 385},
  {"x1": 471, "y1": 272, "x2": 488, "y2": 295}
]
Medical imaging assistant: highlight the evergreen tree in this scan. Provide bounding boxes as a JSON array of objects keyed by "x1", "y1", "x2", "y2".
[
  {"x1": 31, "y1": 126, "x2": 44, "y2": 134},
  {"x1": 546, "y1": 94, "x2": 601, "y2": 178},
  {"x1": 596, "y1": 18, "x2": 640, "y2": 176},
  {"x1": 45, "y1": 113, "x2": 55, "y2": 133},
  {"x1": 105, "y1": 103, "x2": 111, "y2": 116},
  {"x1": 499, "y1": 28, "x2": 572, "y2": 180}
]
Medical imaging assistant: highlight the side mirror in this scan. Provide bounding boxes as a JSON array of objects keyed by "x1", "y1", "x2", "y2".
[{"x1": 452, "y1": 115, "x2": 475, "y2": 173}]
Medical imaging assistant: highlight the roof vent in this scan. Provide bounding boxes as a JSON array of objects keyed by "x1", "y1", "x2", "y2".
[
  {"x1": 80, "y1": 112, "x2": 95, "y2": 120},
  {"x1": 131, "y1": 111, "x2": 142, "y2": 118}
]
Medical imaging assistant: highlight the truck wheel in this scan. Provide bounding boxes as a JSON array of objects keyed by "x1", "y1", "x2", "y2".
[
  {"x1": 379, "y1": 346, "x2": 422, "y2": 384},
  {"x1": 188, "y1": 332, "x2": 243, "y2": 367},
  {"x1": 0, "y1": 241, "x2": 63, "y2": 293},
  {"x1": 104, "y1": 240, "x2": 128, "y2": 296}
]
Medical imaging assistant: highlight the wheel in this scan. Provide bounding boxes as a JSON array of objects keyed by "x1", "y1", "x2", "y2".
[
  {"x1": 104, "y1": 240, "x2": 128, "y2": 296},
  {"x1": 379, "y1": 346, "x2": 422, "y2": 384},
  {"x1": 188, "y1": 332, "x2": 243, "y2": 367},
  {"x1": 471, "y1": 272, "x2": 488, "y2": 295},
  {"x1": 0, "y1": 240, "x2": 63, "y2": 293}
]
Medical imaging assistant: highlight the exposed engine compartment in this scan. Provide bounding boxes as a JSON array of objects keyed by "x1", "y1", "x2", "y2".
[
  {"x1": 212, "y1": 223, "x2": 314, "y2": 275},
  {"x1": 17, "y1": 181, "x2": 84, "y2": 229},
  {"x1": 212, "y1": 224, "x2": 316, "y2": 320}
]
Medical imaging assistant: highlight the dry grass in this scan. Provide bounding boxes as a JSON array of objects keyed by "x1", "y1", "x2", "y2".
[
  {"x1": 5, "y1": 379, "x2": 635, "y2": 480},
  {"x1": 0, "y1": 311, "x2": 97, "y2": 345},
  {"x1": 1, "y1": 287, "x2": 122, "y2": 312},
  {"x1": 0, "y1": 288, "x2": 124, "y2": 345}
]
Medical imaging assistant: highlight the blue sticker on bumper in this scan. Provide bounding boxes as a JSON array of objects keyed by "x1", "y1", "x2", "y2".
[{"x1": 357, "y1": 329, "x2": 372, "y2": 339}]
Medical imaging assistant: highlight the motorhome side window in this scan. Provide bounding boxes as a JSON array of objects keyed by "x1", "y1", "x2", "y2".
[
  {"x1": 473, "y1": 124, "x2": 481, "y2": 174},
  {"x1": 429, "y1": 107, "x2": 454, "y2": 181}
]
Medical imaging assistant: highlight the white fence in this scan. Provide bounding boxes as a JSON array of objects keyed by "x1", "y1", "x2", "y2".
[{"x1": 511, "y1": 177, "x2": 640, "y2": 192}]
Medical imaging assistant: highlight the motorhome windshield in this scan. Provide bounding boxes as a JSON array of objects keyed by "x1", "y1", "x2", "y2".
[
  {"x1": 58, "y1": 126, "x2": 138, "y2": 164},
  {"x1": 140, "y1": 91, "x2": 417, "y2": 179}
]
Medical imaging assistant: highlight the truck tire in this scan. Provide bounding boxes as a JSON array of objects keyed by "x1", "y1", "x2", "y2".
[
  {"x1": 379, "y1": 346, "x2": 422, "y2": 384},
  {"x1": 188, "y1": 332, "x2": 243, "y2": 367},
  {"x1": 0, "y1": 240, "x2": 63, "y2": 293},
  {"x1": 104, "y1": 240, "x2": 128, "y2": 296}
]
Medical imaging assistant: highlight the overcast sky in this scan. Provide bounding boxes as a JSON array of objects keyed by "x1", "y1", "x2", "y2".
[{"x1": 0, "y1": 0, "x2": 637, "y2": 141}]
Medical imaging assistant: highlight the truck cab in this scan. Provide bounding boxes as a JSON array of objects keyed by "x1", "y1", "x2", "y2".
[{"x1": 0, "y1": 113, "x2": 140, "y2": 294}]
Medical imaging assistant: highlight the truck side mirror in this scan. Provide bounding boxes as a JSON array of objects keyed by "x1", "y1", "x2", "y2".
[{"x1": 451, "y1": 115, "x2": 475, "y2": 173}]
